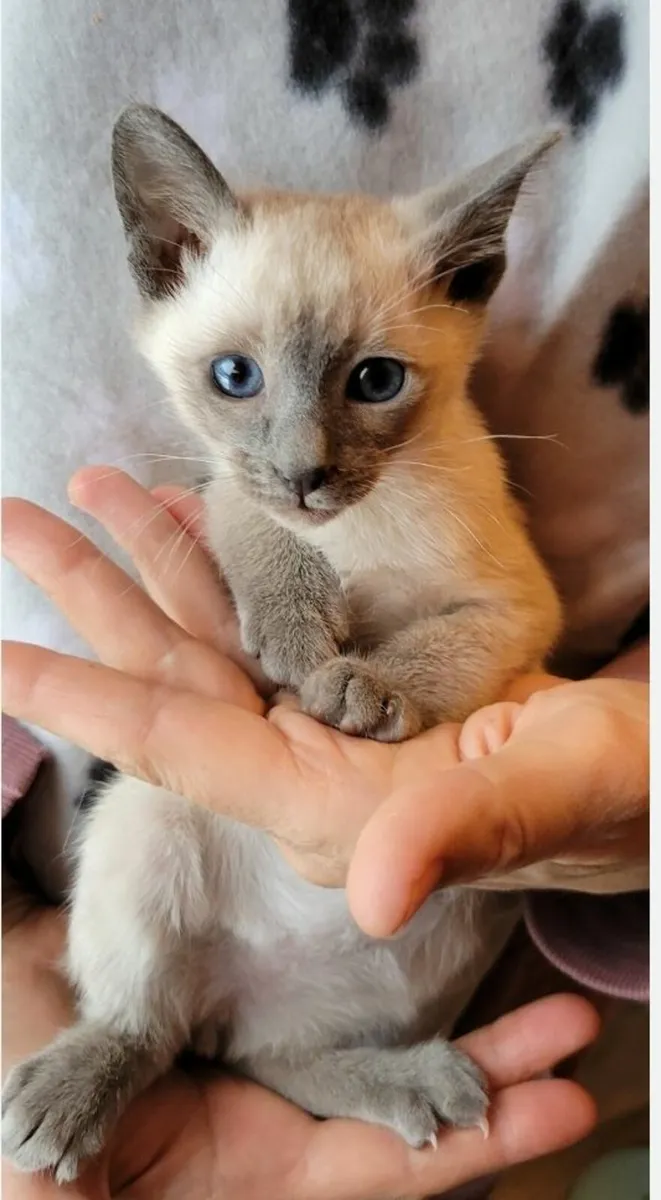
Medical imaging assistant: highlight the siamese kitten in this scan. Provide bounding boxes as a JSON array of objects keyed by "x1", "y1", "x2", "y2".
[{"x1": 2, "y1": 107, "x2": 562, "y2": 1183}]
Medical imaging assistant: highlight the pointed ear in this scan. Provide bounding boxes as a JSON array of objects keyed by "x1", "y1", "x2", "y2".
[
  {"x1": 393, "y1": 130, "x2": 562, "y2": 306},
  {"x1": 111, "y1": 105, "x2": 243, "y2": 300}
]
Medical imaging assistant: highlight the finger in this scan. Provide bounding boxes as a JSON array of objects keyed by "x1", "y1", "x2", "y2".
[
  {"x1": 459, "y1": 700, "x2": 521, "y2": 758},
  {"x1": 348, "y1": 718, "x2": 601, "y2": 937},
  {"x1": 69, "y1": 468, "x2": 239, "y2": 654},
  {"x1": 304, "y1": 1079, "x2": 595, "y2": 1200},
  {"x1": 150, "y1": 484, "x2": 206, "y2": 540},
  {"x1": 2, "y1": 499, "x2": 258, "y2": 710},
  {"x1": 453, "y1": 993, "x2": 599, "y2": 1087},
  {"x1": 2, "y1": 643, "x2": 293, "y2": 823},
  {"x1": 2, "y1": 497, "x2": 176, "y2": 673},
  {"x1": 291, "y1": 994, "x2": 600, "y2": 1200},
  {"x1": 409, "y1": 1078, "x2": 596, "y2": 1198}
]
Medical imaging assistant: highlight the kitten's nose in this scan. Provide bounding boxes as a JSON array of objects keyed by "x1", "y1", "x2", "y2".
[{"x1": 278, "y1": 466, "x2": 330, "y2": 500}]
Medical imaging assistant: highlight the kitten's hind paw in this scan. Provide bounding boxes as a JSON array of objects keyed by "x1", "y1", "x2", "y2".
[
  {"x1": 2, "y1": 1026, "x2": 160, "y2": 1183},
  {"x1": 362, "y1": 1040, "x2": 489, "y2": 1148}
]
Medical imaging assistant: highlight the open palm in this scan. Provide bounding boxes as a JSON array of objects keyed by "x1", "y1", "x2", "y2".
[
  {"x1": 3, "y1": 467, "x2": 648, "y2": 940},
  {"x1": 1, "y1": 466, "x2": 471, "y2": 891},
  {"x1": 2, "y1": 893, "x2": 597, "y2": 1200}
]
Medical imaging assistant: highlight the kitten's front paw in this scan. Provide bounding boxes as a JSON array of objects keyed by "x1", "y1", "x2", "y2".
[
  {"x1": 2, "y1": 1042, "x2": 109, "y2": 1183},
  {"x1": 239, "y1": 601, "x2": 346, "y2": 690},
  {"x1": 300, "y1": 657, "x2": 422, "y2": 741}
]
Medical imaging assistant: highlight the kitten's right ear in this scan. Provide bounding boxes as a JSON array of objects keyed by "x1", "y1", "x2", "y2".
[
  {"x1": 393, "y1": 129, "x2": 562, "y2": 306},
  {"x1": 111, "y1": 105, "x2": 242, "y2": 300}
]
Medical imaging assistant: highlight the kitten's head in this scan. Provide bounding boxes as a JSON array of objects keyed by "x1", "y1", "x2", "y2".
[{"x1": 112, "y1": 106, "x2": 558, "y2": 525}]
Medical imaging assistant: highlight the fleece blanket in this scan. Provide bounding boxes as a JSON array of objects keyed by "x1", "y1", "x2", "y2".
[{"x1": 2, "y1": 0, "x2": 648, "y2": 891}]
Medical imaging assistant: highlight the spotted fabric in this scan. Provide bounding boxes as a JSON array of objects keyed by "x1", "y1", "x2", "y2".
[{"x1": 2, "y1": 8, "x2": 649, "y2": 1165}]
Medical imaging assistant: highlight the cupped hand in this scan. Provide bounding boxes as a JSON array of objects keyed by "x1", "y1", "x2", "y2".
[
  {"x1": 2, "y1": 886, "x2": 599, "y2": 1200},
  {"x1": 1, "y1": 470, "x2": 648, "y2": 938}
]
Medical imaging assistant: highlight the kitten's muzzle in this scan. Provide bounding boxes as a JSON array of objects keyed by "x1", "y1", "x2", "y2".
[{"x1": 274, "y1": 464, "x2": 337, "y2": 506}]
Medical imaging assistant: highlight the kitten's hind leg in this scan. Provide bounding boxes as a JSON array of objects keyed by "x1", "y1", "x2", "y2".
[
  {"x1": 2, "y1": 1024, "x2": 171, "y2": 1183},
  {"x1": 246, "y1": 1039, "x2": 489, "y2": 1147},
  {"x1": 2, "y1": 777, "x2": 212, "y2": 1182}
]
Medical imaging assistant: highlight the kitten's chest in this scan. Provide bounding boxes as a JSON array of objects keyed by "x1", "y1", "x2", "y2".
[{"x1": 307, "y1": 495, "x2": 459, "y2": 641}]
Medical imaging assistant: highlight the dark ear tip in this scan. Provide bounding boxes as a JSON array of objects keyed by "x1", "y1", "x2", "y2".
[
  {"x1": 113, "y1": 102, "x2": 150, "y2": 133},
  {"x1": 525, "y1": 124, "x2": 566, "y2": 162},
  {"x1": 541, "y1": 124, "x2": 565, "y2": 151},
  {"x1": 112, "y1": 104, "x2": 151, "y2": 157},
  {"x1": 112, "y1": 103, "x2": 180, "y2": 148}
]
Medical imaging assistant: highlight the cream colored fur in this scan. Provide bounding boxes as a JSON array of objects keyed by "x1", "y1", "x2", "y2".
[{"x1": 2, "y1": 110, "x2": 563, "y2": 1183}]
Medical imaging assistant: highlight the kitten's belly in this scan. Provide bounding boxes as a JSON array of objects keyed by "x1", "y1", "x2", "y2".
[
  {"x1": 222, "y1": 926, "x2": 418, "y2": 1060},
  {"x1": 204, "y1": 823, "x2": 519, "y2": 1062}
]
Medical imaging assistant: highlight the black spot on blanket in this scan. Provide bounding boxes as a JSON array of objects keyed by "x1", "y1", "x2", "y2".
[
  {"x1": 287, "y1": 0, "x2": 420, "y2": 131},
  {"x1": 288, "y1": 0, "x2": 357, "y2": 93},
  {"x1": 593, "y1": 299, "x2": 649, "y2": 415},
  {"x1": 543, "y1": 0, "x2": 624, "y2": 132}
]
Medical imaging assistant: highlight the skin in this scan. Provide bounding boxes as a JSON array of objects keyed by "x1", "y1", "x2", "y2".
[
  {"x1": 1, "y1": 466, "x2": 646, "y2": 1194},
  {"x1": 1, "y1": 468, "x2": 648, "y2": 936},
  {"x1": 2, "y1": 888, "x2": 599, "y2": 1199}
]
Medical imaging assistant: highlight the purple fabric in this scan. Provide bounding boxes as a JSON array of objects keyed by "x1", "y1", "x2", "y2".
[
  {"x1": 2, "y1": 716, "x2": 49, "y2": 816},
  {"x1": 524, "y1": 891, "x2": 649, "y2": 1003}
]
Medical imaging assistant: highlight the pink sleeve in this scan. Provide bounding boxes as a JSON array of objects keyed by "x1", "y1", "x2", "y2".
[
  {"x1": 2, "y1": 716, "x2": 50, "y2": 817},
  {"x1": 524, "y1": 891, "x2": 649, "y2": 1003}
]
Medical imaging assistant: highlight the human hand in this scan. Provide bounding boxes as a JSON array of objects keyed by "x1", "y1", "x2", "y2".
[
  {"x1": 350, "y1": 668, "x2": 649, "y2": 935},
  {"x1": 2, "y1": 883, "x2": 599, "y2": 1200},
  {"x1": 2, "y1": 471, "x2": 648, "y2": 939},
  {"x1": 1, "y1": 468, "x2": 467, "y2": 887}
]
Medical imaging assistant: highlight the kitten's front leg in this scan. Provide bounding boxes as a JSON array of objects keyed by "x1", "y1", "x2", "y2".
[
  {"x1": 206, "y1": 482, "x2": 349, "y2": 689},
  {"x1": 245, "y1": 1040, "x2": 488, "y2": 1147},
  {"x1": 301, "y1": 602, "x2": 543, "y2": 738}
]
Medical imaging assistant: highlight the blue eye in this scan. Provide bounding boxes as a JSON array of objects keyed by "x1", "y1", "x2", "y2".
[
  {"x1": 346, "y1": 358, "x2": 406, "y2": 403},
  {"x1": 210, "y1": 354, "x2": 264, "y2": 398}
]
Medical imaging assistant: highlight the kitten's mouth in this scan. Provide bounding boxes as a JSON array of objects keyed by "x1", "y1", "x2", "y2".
[
  {"x1": 268, "y1": 497, "x2": 341, "y2": 525},
  {"x1": 234, "y1": 460, "x2": 371, "y2": 523},
  {"x1": 237, "y1": 472, "x2": 347, "y2": 523}
]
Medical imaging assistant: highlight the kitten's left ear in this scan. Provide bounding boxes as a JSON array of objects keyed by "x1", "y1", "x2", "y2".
[
  {"x1": 112, "y1": 104, "x2": 243, "y2": 300},
  {"x1": 393, "y1": 129, "x2": 562, "y2": 305}
]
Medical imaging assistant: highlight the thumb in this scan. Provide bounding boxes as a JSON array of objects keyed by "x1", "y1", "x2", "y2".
[{"x1": 346, "y1": 726, "x2": 598, "y2": 938}]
